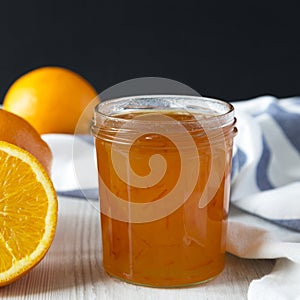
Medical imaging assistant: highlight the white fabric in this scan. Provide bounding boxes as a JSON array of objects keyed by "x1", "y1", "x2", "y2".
[{"x1": 228, "y1": 206, "x2": 300, "y2": 300}]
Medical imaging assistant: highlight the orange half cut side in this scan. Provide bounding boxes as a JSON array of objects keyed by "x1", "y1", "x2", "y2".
[{"x1": 0, "y1": 141, "x2": 58, "y2": 286}]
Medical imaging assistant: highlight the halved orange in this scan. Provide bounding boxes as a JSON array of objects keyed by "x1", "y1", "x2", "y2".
[{"x1": 0, "y1": 141, "x2": 58, "y2": 286}]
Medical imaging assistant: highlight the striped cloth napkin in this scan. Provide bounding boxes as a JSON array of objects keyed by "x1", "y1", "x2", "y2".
[
  {"x1": 231, "y1": 96, "x2": 300, "y2": 231},
  {"x1": 43, "y1": 96, "x2": 300, "y2": 300},
  {"x1": 228, "y1": 96, "x2": 300, "y2": 299}
]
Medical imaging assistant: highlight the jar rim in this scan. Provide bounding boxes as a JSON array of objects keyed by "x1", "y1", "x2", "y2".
[{"x1": 93, "y1": 95, "x2": 234, "y2": 127}]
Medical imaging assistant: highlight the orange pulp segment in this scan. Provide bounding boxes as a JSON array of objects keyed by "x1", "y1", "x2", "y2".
[{"x1": 0, "y1": 141, "x2": 58, "y2": 286}]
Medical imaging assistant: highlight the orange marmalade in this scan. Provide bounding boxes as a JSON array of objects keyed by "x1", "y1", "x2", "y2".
[{"x1": 92, "y1": 96, "x2": 236, "y2": 287}]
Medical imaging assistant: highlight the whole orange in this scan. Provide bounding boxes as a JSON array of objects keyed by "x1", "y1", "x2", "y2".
[
  {"x1": 0, "y1": 109, "x2": 52, "y2": 174},
  {"x1": 3, "y1": 66, "x2": 99, "y2": 134}
]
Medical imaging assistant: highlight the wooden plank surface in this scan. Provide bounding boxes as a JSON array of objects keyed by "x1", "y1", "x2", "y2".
[{"x1": 0, "y1": 197, "x2": 275, "y2": 300}]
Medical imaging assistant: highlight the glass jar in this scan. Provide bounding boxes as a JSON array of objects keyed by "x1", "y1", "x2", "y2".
[{"x1": 91, "y1": 95, "x2": 237, "y2": 287}]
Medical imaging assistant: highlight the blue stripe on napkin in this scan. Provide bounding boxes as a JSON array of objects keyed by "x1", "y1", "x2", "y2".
[
  {"x1": 57, "y1": 188, "x2": 98, "y2": 200},
  {"x1": 267, "y1": 103, "x2": 300, "y2": 151},
  {"x1": 256, "y1": 137, "x2": 273, "y2": 191},
  {"x1": 231, "y1": 147, "x2": 247, "y2": 179},
  {"x1": 272, "y1": 219, "x2": 300, "y2": 232}
]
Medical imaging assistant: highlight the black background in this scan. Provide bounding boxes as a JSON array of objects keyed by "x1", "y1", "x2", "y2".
[{"x1": 0, "y1": 0, "x2": 299, "y2": 103}]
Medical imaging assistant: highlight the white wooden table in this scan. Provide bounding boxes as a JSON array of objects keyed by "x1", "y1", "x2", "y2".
[{"x1": 0, "y1": 197, "x2": 275, "y2": 300}]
